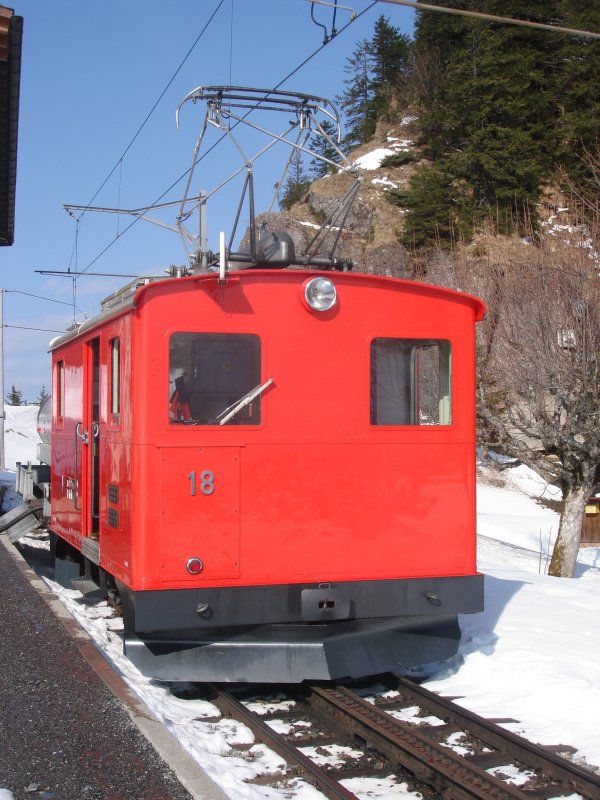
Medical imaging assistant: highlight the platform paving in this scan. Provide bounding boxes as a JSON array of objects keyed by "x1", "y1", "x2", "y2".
[{"x1": 0, "y1": 531, "x2": 228, "y2": 800}]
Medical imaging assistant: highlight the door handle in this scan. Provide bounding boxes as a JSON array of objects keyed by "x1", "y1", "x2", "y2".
[{"x1": 75, "y1": 422, "x2": 89, "y2": 445}]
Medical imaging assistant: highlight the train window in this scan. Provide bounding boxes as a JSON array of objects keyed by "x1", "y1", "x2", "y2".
[
  {"x1": 56, "y1": 360, "x2": 65, "y2": 421},
  {"x1": 370, "y1": 338, "x2": 451, "y2": 426},
  {"x1": 110, "y1": 338, "x2": 120, "y2": 420},
  {"x1": 169, "y1": 333, "x2": 262, "y2": 425}
]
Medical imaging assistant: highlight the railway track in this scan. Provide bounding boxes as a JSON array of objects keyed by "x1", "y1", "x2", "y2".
[
  {"x1": 201, "y1": 676, "x2": 600, "y2": 800},
  {"x1": 8, "y1": 532, "x2": 600, "y2": 800}
]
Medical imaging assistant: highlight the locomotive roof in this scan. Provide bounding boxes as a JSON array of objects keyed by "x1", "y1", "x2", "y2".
[{"x1": 48, "y1": 269, "x2": 486, "y2": 352}]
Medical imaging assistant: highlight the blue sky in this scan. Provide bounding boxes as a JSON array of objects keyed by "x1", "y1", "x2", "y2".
[{"x1": 2, "y1": 0, "x2": 416, "y2": 401}]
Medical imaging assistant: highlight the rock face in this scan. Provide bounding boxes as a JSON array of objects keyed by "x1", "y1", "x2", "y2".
[
  {"x1": 307, "y1": 176, "x2": 375, "y2": 239},
  {"x1": 238, "y1": 113, "x2": 421, "y2": 278},
  {"x1": 238, "y1": 109, "x2": 598, "y2": 281}
]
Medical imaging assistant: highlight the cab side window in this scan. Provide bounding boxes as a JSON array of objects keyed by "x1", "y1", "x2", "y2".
[
  {"x1": 370, "y1": 338, "x2": 452, "y2": 426},
  {"x1": 110, "y1": 337, "x2": 120, "y2": 422},
  {"x1": 169, "y1": 333, "x2": 261, "y2": 425},
  {"x1": 55, "y1": 360, "x2": 65, "y2": 424}
]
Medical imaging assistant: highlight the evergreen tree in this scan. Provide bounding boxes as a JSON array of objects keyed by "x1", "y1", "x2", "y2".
[
  {"x1": 279, "y1": 150, "x2": 311, "y2": 210},
  {"x1": 338, "y1": 17, "x2": 412, "y2": 149},
  {"x1": 413, "y1": 0, "x2": 472, "y2": 63},
  {"x1": 442, "y1": 18, "x2": 558, "y2": 217},
  {"x1": 6, "y1": 385, "x2": 23, "y2": 406},
  {"x1": 36, "y1": 385, "x2": 50, "y2": 406},
  {"x1": 555, "y1": 1, "x2": 600, "y2": 183},
  {"x1": 411, "y1": 0, "x2": 564, "y2": 240},
  {"x1": 310, "y1": 119, "x2": 342, "y2": 179},
  {"x1": 338, "y1": 39, "x2": 375, "y2": 148},
  {"x1": 333, "y1": 2, "x2": 600, "y2": 250},
  {"x1": 368, "y1": 16, "x2": 411, "y2": 119},
  {"x1": 399, "y1": 163, "x2": 470, "y2": 249}
]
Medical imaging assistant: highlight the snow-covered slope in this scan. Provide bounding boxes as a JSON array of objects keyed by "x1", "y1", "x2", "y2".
[{"x1": 2, "y1": 404, "x2": 41, "y2": 469}]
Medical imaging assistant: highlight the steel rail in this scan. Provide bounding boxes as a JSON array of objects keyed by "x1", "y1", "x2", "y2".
[
  {"x1": 305, "y1": 684, "x2": 532, "y2": 799},
  {"x1": 386, "y1": 675, "x2": 600, "y2": 799},
  {"x1": 202, "y1": 678, "x2": 600, "y2": 799},
  {"x1": 205, "y1": 684, "x2": 359, "y2": 800}
]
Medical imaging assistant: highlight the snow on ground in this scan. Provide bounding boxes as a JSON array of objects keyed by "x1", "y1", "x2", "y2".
[
  {"x1": 2, "y1": 404, "x2": 41, "y2": 469},
  {"x1": 428, "y1": 464, "x2": 600, "y2": 771},
  {"x1": 1, "y1": 406, "x2": 600, "y2": 800},
  {"x1": 354, "y1": 148, "x2": 396, "y2": 170},
  {"x1": 541, "y1": 208, "x2": 600, "y2": 266},
  {"x1": 353, "y1": 139, "x2": 413, "y2": 171},
  {"x1": 372, "y1": 176, "x2": 399, "y2": 190}
]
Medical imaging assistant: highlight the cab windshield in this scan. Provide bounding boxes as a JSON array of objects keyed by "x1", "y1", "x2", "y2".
[{"x1": 169, "y1": 332, "x2": 262, "y2": 425}]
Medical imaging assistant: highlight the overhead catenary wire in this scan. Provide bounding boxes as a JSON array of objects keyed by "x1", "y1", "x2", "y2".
[
  {"x1": 1, "y1": 290, "x2": 83, "y2": 337},
  {"x1": 376, "y1": 0, "x2": 600, "y2": 40},
  {"x1": 64, "y1": 185, "x2": 82, "y2": 316},
  {"x1": 3, "y1": 324, "x2": 65, "y2": 333},
  {"x1": 73, "y1": 0, "x2": 226, "y2": 223},
  {"x1": 228, "y1": 0, "x2": 234, "y2": 88},
  {"x1": 3, "y1": 289, "x2": 85, "y2": 322},
  {"x1": 37, "y1": 271, "x2": 170, "y2": 280},
  {"x1": 65, "y1": 1, "x2": 378, "y2": 279},
  {"x1": 63, "y1": 0, "x2": 600, "y2": 281},
  {"x1": 60, "y1": 0, "x2": 226, "y2": 305},
  {"x1": 4, "y1": 289, "x2": 82, "y2": 308}
]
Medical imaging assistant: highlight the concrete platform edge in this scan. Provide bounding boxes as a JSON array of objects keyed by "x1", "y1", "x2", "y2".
[{"x1": 0, "y1": 533, "x2": 229, "y2": 800}]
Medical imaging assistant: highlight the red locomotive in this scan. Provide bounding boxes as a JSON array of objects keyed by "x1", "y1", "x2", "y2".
[
  {"x1": 41, "y1": 87, "x2": 485, "y2": 681},
  {"x1": 46, "y1": 263, "x2": 485, "y2": 682}
]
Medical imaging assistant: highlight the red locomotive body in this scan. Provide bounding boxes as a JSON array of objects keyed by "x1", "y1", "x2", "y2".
[{"x1": 48, "y1": 268, "x2": 485, "y2": 682}]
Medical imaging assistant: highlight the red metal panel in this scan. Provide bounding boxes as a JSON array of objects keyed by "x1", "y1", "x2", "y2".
[
  {"x1": 237, "y1": 441, "x2": 476, "y2": 585},
  {"x1": 158, "y1": 446, "x2": 241, "y2": 582},
  {"x1": 97, "y1": 316, "x2": 133, "y2": 583},
  {"x1": 50, "y1": 271, "x2": 483, "y2": 597},
  {"x1": 125, "y1": 271, "x2": 480, "y2": 591}
]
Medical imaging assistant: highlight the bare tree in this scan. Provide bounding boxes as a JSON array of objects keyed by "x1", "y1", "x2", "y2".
[
  {"x1": 470, "y1": 246, "x2": 600, "y2": 577},
  {"x1": 398, "y1": 46, "x2": 445, "y2": 107},
  {"x1": 414, "y1": 155, "x2": 600, "y2": 578}
]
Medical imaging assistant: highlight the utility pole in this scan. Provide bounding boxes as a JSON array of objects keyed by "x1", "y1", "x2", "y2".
[{"x1": 0, "y1": 288, "x2": 4, "y2": 470}]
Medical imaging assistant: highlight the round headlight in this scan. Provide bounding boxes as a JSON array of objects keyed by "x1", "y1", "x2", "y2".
[{"x1": 304, "y1": 277, "x2": 337, "y2": 312}]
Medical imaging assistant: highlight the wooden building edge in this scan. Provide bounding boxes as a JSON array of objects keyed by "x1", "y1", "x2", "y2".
[
  {"x1": 582, "y1": 493, "x2": 600, "y2": 547},
  {"x1": 0, "y1": 5, "x2": 23, "y2": 247}
]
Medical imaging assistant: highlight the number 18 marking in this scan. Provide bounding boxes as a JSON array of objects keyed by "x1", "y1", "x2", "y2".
[{"x1": 188, "y1": 470, "x2": 215, "y2": 496}]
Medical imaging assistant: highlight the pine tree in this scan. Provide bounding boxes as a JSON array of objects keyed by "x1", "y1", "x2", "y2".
[
  {"x1": 6, "y1": 385, "x2": 23, "y2": 406},
  {"x1": 411, "y1": 0, "x2": 563, "y2": 239},
  {"x1": 413, "y1": 0, "x2": 472, "y2": 62},
  {"x1": 36, "y1": 385, "x2": 50, "y2": 406},
  {"x1": 279, "y1": 150, "x2": 311, "y2": 210},
  {"x1": 555, "y1": 1, "x2": 600, "y2": 183},
  {"x1": 310, "y1": 119, "x2": 342, "y2": 179},
  {"x1": 400, "y1": 163, "x2": 470, "y2": 249},
  {"x1": 338, "y1": 18, "x2": 412, "y2": 149},
  {"x1": 338, "y1": 39, "x2": 375, "y2": 148},
  {"x1": 367, "y1": 15, "x2": 411, "y2": 119}
]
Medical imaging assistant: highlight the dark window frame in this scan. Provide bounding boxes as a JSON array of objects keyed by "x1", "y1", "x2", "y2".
[
  {"x1": 110, "y1": 337, "x2": 121, "y2": 424},
  {"x1": 168, "y1": 332, "x2": 262, "y2": 426},
  {"x1": 370, "y1": 337, "x2": 452, "y2": 426},
  {"x1": 55, "y1": 360, "x2": 65, "y2": 426}
]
